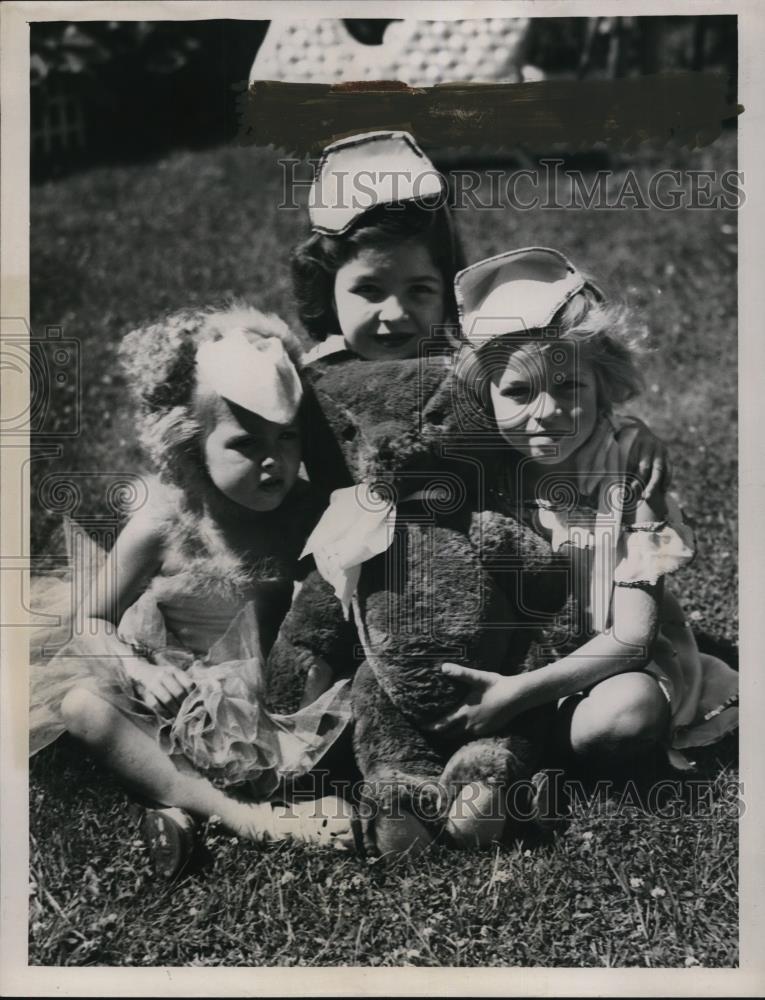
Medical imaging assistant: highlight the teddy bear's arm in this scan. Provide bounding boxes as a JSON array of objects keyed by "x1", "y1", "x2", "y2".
[
  {"x1": 468, "y1": 509, "x2": 553, "y2": 562},
  {"x1": 358, "y1": 523, "x2": 516, "y2": 722},
  {"x1": 469, "y1": 507, "x2": 572, "y2": 615},
  {"x1": 264, "y1": 569, "x2": 360, "y2": 714}
]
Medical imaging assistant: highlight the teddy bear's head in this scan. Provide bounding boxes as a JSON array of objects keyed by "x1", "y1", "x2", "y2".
[{"x1": 303, "y1": 355, "x2": 478, "y2": 501}]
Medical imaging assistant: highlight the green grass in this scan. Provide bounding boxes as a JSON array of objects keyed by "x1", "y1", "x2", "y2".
[
  {"x1": 30, "y1": 736, "x2": 738, "y2": 967},
  {"x1": 29, "y1": 131, "x2": 738, "y2": 966}
]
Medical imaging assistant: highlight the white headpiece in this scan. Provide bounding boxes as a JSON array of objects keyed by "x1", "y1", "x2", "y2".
[
  {"x1": 309, "y1": 130, "x2": 445, "y2": 235},
  {"x1": 455, "y1": 247, "x2": 604, "y2": 346},
  {"x1": 196, "y1": 332, "x2": 302, "y2": 424}
]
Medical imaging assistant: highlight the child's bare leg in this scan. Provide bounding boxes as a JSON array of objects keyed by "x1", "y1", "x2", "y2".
[
  {"x1": 563, "y1": 671, "x2": 670, "y2": 762},
  {"x1": 60, "y1": 686, "x2": 354, "y2": 848}
]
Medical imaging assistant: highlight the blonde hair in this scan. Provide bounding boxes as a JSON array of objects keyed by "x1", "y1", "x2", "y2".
[
  {"x1": 550, "y1": 289, "x2": 645, "y2": 408},
  {"x1": 462, "y1": 287, "x2": 646, "y2": 419},
  {"x1": 119, "y1": 304, "x2": 303, "y2": 509}
]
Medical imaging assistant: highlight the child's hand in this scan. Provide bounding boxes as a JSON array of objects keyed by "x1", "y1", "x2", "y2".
[
  {"x1": 621, "y1": 419, "x2": 671, "y2": 504},
  {"x1": 125, "y1": 657, "x2": 195, "y2": 717},
  {"x1": 424, "y1": 664, "x2": 528, "y2": 739}
]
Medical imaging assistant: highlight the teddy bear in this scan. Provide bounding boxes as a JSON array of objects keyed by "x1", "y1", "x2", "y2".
[{"x1": 264, "y1": 352, "x2": 571, "y2": 852}]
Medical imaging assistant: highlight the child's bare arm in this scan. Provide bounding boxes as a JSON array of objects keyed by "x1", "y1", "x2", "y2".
[
  {"x1": 81, "y1": 515, "x2": 193, "y2": 715},
  {"x1": 427, "y1": 496, "x2": 665, "y2": 738},
  {"x1": 83, "y1": 512, "x2": 163, "y2": 626},
  {"x1": 426, "y1": 582, "x2": 661, "y2": 738},
  {"x1": 502, "y1": 578, "x2": 661, "y2": 710},
  {"x1": 513, "y1": 482, "x2": 664, "y2": 706}
]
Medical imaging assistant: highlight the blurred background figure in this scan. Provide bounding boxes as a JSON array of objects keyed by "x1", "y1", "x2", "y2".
[{"x1": 249, "y1": 16, "x2": 735, "y2": 88}]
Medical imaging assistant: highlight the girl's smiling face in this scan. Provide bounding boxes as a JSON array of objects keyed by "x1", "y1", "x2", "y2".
[
  {"x1": 332, "y1": 241, "x2": 446, "y2": 360},
  {"x1": 488, "y1": 341, "x2": 599, "y2": 464},
  {"x1": 203, "y1": 397, "x2": 301, "y2": 512}
]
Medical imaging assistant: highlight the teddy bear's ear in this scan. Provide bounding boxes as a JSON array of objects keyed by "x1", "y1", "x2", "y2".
[
  {"x1": 418, "y1": 368, "x2": 469, "y2": 442},
  {"x1": 363, "y1": 427, "x2": 434, "y2": 482}
]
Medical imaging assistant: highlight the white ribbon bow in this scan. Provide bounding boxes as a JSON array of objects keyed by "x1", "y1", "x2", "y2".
[{"x1": 301, "y1": 485, "x2": 397, "y2": 617}]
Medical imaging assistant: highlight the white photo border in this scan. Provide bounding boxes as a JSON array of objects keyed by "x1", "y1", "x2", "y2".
[{"x1": 1, "y1": 1, "x2": 763, "y2": 995}]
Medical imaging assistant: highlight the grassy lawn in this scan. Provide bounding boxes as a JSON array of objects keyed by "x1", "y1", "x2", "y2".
[
  {"x1": 29, "y1": 736, "x2": 738, "y2": 967},
  {"x1": 29, "y1": 131, "x2": 738, "y2": 966}
]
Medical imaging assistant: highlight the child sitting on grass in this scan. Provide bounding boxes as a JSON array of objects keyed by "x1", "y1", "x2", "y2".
[
  {"x1": 428, "y1": 248, "x2": 738, "y2": 776},
  {"x1": 30, "y1": 305, "x2": 356, "y2": 876}
]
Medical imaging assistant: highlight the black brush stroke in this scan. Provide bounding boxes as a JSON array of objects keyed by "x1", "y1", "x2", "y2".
[{"x1": 237, "y1": 73, "x2": 741, "y2": 155}]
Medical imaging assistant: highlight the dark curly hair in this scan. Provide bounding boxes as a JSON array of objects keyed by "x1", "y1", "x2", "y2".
[{"x1": 291, "y1": 201, "x2": 467, "y2": 342}]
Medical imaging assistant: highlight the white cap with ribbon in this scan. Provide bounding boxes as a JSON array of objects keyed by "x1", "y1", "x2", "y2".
[
  {"x1": 455, "y1": 247, "x2": 604, "y2": 346},
  {"x1": 196, "y1": 332, "x2": 302, "y2": 424},
  {"x1": 309, "y1": 130, "x2": 445, "y2": 235}
]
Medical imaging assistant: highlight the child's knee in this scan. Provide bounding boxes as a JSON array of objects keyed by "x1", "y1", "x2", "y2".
[
  {"x1": 569, "y1": 673, "x2": 669, "y2": 757},
  {"x1": 61, "y1": 686, "x2": 116, "y2": 744},
  {"x1": 612, "y1": 675, "x2": 669, "y2": 744}
]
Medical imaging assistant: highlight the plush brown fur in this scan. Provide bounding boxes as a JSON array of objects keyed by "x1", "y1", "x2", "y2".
[
  {"x1": 265, "y1": 570, "x2": 360, "y2": 713},
  {"x1": 265, "y1": 355, "x2": 571, "y2": 847}
]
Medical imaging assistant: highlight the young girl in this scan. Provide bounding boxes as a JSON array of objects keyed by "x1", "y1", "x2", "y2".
[
  {"x1": 428, "y1": 248, "x2": 738, "y2": 773},
  {"x1": 292, "y1": 130, "x2": 467, "y2": 365},
  {"x1": 30, "y1": 305, "x2": 356, "y2": 875}
]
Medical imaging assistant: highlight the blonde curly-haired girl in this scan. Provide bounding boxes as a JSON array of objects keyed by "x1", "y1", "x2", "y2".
[{"x1": 30, "y1": 305, "x2": 356, "y2": 874}]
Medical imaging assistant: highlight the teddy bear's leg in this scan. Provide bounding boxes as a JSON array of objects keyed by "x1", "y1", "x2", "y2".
[
  {"x1": 352, "y1": 661, "x2": 448, "y2": 856},
  {"x1": 439, "y1": 705, "x2": 555, "y2": 848},
  {"x1": 439, "y1": 737, "x2": 519, "y2": 848},
  {"x1": 445, "y1": 780, "x2": 507, "y2": 848},
  {"x1": 265, "y1": 570, "x2": 359, "y2": 714},
  {"x1": 443, "y1": 768, "x2": 564, "y2": 848}
]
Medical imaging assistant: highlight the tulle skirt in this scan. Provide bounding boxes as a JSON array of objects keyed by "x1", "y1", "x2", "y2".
[{"x1": 29, "y1": 565, "x2": 353, "y2": 798}]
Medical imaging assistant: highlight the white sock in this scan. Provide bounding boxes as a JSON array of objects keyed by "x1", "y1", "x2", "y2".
[
  {"x1": 225, "y1": 797, "x2": 354, "y2": 848},
  {"x1": 225, "y1": 801, "x2": 280, "y2": 842}
]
